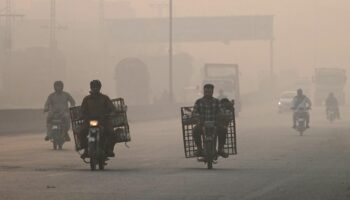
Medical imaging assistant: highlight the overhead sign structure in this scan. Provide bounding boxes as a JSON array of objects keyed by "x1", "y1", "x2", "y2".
[{"x1": 106, "y1": 15, "x2": 274, "y2": 43}]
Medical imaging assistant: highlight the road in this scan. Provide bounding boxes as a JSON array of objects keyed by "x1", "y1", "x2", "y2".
[{"x1": 1, "y1": 105, "x2": 350, "y2": 200}]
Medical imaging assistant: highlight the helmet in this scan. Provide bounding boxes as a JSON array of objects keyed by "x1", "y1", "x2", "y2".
[
  {"x1": 90, "y1": 80, "x2": 102, "y2": 89},
  {"x1": 204, "y1": 83, "x2": 214, "y2": 89},
  {"x1": 54, "y1": 80, "x2": 63, "y2": 88},
  {"x1": 297, "y1": 88, "x2": 303, "y2": 96},
  {"x1": 54, "y1": 81, "x2": 64, "y2": 92}
]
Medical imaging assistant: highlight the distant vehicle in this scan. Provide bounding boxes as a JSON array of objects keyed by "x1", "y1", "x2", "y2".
[
  {"x1": 50, "y1": 111, "x2": 66, "y2": 150},
  {"x1": 313, "y1": 68, "x2": 347, "y2": 106},
  {"x1": 326, "y1": 108, "x2": 338, "y2": 123},
  {"x1": 202, "y1": 63, "x2": 241, "y2": 113},
  {"x1": 277, "y1": 91, "x2": 296, "y2": 113}
]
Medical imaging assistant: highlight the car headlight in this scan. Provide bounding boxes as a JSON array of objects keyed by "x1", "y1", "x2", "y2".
[{"x1": 89, "y1": 120, "x2": 99, "y2": 127}]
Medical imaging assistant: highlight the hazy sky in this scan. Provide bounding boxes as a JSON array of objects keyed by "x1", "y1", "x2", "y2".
[{"x1": 2, "y1": 0, "x2": 350, "y2": 107}]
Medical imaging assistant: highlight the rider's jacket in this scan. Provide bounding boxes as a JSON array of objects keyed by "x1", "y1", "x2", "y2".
[
  {"x1": 291, "y1": 95, "x2": 312, "y2": 110},
  {"x1": 81, "y1": 92, "x2": 116, "y2": 120},
  {"x1": 193, "y1": 96, "x2": 223, "y2": 122},
  {"x1": 325, "y1": 96, "x2": 338, "y2": 108},
  {"x1": 44, "y1": 91, "x2": 75, "y2": 113}
]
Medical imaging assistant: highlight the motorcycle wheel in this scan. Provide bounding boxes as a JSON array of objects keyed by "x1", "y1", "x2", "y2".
[
  {"x1": 53, "y1": 142, "x2": 57, "y2": 150},
  {"x1": 90, "y1": 158, "x2": 96, "y2": 171},
  {"x1": 207, "y1": 160, "x2": 213, "y2": 169},
  {"x1": 58, "y1": 144, "x2": 63, "y2": 150},
  {"x1": 299, "y1": 130, "x2": 303, "y2": 136},
  {"x1": 89, "y1": 143, "x2": 97, "y2": 171},
  {"x1": 98, "y1": 159, "x2": 105, "y2": 170},
  {"x1": 206, "y1": 141, "x2": 214, "y2": 170}
]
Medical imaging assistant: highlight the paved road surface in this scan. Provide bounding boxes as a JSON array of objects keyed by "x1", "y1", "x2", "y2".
[{"x1": 1, "y1": 105, "x2": 350, "y2": 200}]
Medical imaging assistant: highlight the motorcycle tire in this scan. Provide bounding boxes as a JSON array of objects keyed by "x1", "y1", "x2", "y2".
[
  {"x1": 98, "y1": 159, "x2": 105, "y2": 170},
  {"x1": 206, "y1": 140, "x2": 214, "y2": 170},
  {"x1": 53, "y1": 142, "x2": 57, "y2": 150},
  {"x1": 89, "y1": 143, "x2": 97, "y2": 171}
]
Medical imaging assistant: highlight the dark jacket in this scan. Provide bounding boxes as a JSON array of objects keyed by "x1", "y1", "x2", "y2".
[{"x1": 81, "y1": 93, "x2": 116, "y2": 120}]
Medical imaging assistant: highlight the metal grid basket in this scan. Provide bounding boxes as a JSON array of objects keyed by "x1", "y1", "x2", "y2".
[
  {"x1": 69, "y1": 98, "x2": 130, "y2": 151},
  {"x1": 180, "y1": 103, "x2": 237, "y2": 158}
]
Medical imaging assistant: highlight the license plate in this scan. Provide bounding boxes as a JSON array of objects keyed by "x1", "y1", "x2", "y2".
[
  {"x1": 52, "y1": 125, "x2": 58, "y2": 130},
  {"x1": 88, "y1": 137, "x2": 96, "y2": 142}
]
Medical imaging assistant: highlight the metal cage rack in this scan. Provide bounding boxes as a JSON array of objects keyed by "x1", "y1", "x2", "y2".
[
  {"x1": 180, "y1": 104, "x2": 237, "y2": 158},
  {"x1": 69, "y1": 98, "x2": 130, "y2": 151}
]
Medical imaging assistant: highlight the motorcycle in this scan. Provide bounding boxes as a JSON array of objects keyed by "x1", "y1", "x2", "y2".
[
  {"x1": 294, "y1": 107, "x2": 309, "y2": 135},
  {"x1": 50, "y1": 112, "x2": 66, "y2": 150},
  {"x1": 198, "y1": 121, "x2": 218, "y2": 169},
  {"x1": 87, "y1": 119, "x2": 107, "y2": 171},
  {"x1": 181, "y1": 104, "x2": 237, "y2": 170},
  {"x1": 70, "y1": 98, "x2": 131, "y2": 171},
  {"x1": 326, "y1": 107, "x2": 337, "y2": 123}
]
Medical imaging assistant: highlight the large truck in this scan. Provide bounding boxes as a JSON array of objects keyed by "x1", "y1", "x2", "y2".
[
  {"x1": 202, "y1": 63, "x2": 241, "y2": 112},
  {"x1": 313, "y1": 68, "x2": 347, "y2": 106}
]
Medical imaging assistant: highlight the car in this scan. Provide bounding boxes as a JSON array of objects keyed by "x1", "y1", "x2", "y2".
[{"x1": 277, "y1": 91, "x2": 296, "y2": 113}]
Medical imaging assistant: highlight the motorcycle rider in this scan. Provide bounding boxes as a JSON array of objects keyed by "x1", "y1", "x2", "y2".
[
  {"x1": 325, "y1": 92, "x2": 340, "y2": 119},
  {"x1": 291, "y1": 88, "x2": 312, "y2": 128},
  {"x1": 192, "y1": 84, "x2": 229, "y2": 158},
  {"x1": 79, "y1": 80, "x2": 117, "y2": 159},
  {"x1": 44, "y1": 81, "x2": 75, "y2": 141}
]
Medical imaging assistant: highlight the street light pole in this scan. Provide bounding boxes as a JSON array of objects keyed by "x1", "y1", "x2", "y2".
[{"x1": 169, "y1": 0, "x2": 173, "y2": 102}]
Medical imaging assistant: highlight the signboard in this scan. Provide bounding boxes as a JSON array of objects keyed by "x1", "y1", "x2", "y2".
[{"x1": 106, "y1": 15, "x2": 273, "y2": 43}]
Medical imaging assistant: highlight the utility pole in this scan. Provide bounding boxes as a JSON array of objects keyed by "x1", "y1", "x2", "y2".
[
  {"x1": 98, "y1": 0, "x2": 106, "y2": 70},
  {"x1": 4, "y1": 0, "x2": 12, "y2": 55},
  {"x1": 168, "y1": 0, "x2": 174, "y2": 102},
  {"x1": 50, "y1": 0, "x2": 57, "y2": 70},
  {"x1": 0, "y1": 0, "x2": 24, "y2": 90},
  {"x1": 99, "y1": 0, "x2": 105, "y2": 28}
]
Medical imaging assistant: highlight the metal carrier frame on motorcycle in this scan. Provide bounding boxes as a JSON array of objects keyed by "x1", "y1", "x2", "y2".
[
  {"x1": 180, "y1": 101, "x2": 237, "y2": 158},
  {"x1": 69, "y1": 98, "x2": 131, "y2": 152}
]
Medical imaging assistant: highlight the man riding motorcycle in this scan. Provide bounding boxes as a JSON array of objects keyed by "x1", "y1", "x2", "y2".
[
  {"x1": 291, "y1": 89, "x2": 312, "y2": 128},
  {"x1": 79, "y1": 80, "x2": 117, "y2": 159},
  {"x1": 192, "y1": 84, "x2": 229, "y2": 158},
  {"x1": 44, "y1": 81, "x2": 75, "y2": 141},
  {"x1": 325, "y1": 92, "x2": 340, "y2": 119}
]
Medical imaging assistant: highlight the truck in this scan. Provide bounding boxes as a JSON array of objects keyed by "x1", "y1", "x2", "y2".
[
  {"x1": 202, "y1": 63, "x2": 241, "y2": 113},
  {"x1": 313, "y1": 68, "x2": 347, "y2": 106}
]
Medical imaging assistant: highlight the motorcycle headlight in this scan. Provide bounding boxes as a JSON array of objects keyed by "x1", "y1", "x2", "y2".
[
  {"x1": 278, "y1": 101, "x2": 282, "y2": 105},
  {"x1": 89, "y1": 120, "x2": 99, "y2": 127},
  {"x1": 52, "y1": 125, "x2": 59, "y2": 130}
]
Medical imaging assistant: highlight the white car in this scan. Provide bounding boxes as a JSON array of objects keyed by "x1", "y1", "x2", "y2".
[{"x1": 278, "y1": 91, "x2": 296, "y2": 113}]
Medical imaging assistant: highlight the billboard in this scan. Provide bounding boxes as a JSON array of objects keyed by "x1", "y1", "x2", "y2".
[{"x1": 106, "y1": 15, "x2": 273, "y2": 43}]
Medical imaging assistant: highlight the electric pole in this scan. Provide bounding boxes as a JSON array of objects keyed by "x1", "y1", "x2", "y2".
[
  {"x1": 0, "y1": 0, "x2": 24, "y2": 90},
  {"x1": 50, "y1": 0, "x2": 57, "y2": 70},
  {"x1": 98, "y1": 0, "x2": 106, "y2": 70},
  {"x1": 0, "y1": 0, "x2": 24, "y2": 55},
  {"x1": 169, "y1": 0, "x2": 173, "y2": 102}
]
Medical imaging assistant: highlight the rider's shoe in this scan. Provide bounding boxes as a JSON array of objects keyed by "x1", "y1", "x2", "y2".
[
  {"x1": 44, "y1": 136, "x2": 50, "y2": 141},
  {"x1": 195, "y1": 149, "x2": 203, "y2": 157},
  {"x1": 80, "y1": 150, "x2": 89, "y2": 159},
  {"x1": 106, "y1": 151, "x2": 115, "y2": 157},
  {"x1": 218, "y1": 150, "x2": 229, "y2": 158}
]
